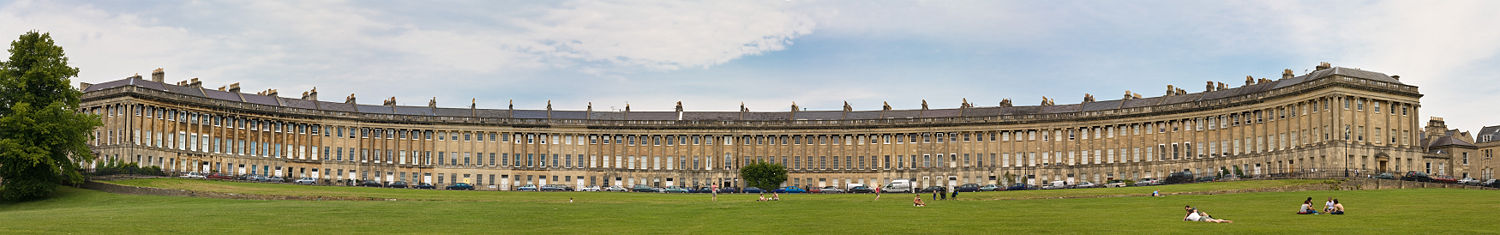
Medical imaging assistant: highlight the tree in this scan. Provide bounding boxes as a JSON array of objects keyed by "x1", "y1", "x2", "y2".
[
  {"x1": 738, "y1": 161, "x2": 787, "y2": 190},
  {"x1": 0, "y1": 31, "x2": 100, "y2": 201}
]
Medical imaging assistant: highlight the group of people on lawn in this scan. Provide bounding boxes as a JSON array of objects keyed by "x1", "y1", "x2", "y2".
[
  {"x1": 1299, "y1": 197, "x2": 1346, "y2": 215},
  {"x1": 1181, "y1": 195, "x2": 1348, "y2": 224}
]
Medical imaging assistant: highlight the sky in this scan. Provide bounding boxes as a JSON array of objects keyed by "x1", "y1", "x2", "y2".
[{"x1": 2, "y1": 0, "x2": 1498, "y2": 132}]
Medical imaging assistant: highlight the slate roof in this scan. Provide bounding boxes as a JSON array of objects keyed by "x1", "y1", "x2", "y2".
[
  {"x1": 1478, "y1": 126, "x2": 1500, "y2": 143},
  {"x1": 78, "y1": 66, "x2": 1410, "y2": 121}
]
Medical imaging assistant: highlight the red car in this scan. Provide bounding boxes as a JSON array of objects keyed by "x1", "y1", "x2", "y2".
[
  {"x1": 1431, "y1": 176, "x2": 1459, "y2": 184},
  {"x1": 206, "y1": 173, "x2": 235, "y2": 180}
]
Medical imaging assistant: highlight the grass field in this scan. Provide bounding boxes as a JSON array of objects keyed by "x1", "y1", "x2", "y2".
[{"x1": 1, "y1": 179, "x2": 1497, "y2": 234}]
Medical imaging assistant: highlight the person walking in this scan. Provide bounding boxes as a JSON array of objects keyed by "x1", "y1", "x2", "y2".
[
  {"x1": 874, "y1": 184, "x2": 882, "y2": 201},
  {"x1": 951, "y1": 188, "x2": 959, "y2": 200},
  {"x1": 711, "y1": 183, "x2": 718, "y2": 202}
]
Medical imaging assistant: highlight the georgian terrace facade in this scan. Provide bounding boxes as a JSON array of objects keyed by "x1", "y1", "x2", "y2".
[{"x1": 79, "y1": 64, "x2": 1425, "y2": 190}]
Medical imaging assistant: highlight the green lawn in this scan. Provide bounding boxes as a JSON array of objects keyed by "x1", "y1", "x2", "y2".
[{"x1": 1, "y1": 179, "x2": 1496, "y2": 234}]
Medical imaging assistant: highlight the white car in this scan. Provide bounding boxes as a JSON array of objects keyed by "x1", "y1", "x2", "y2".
[
  {"x1": 581, "y1": 186, "x2": 601, "y2": 192},
  {"x1": 1075, "y1": 181, "x2": 1098, "y2": 188},
  {"x1": 1457, "y1": 178, "x2": 1481, "y2": 185},
  {"x1": 179, "y1": 172, "x2": 206, "y2": 179},
  {"x1": 1136, "y1": 178, "x2": 1162, "y2": 186},
  {"x1": 605, "y1": 186, "x2": 628, "y2": 192}
]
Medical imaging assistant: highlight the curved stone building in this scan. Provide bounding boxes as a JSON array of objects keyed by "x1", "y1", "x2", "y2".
[{"x1": 80, "y1": 64, "x2": 1424, "y2": 190}]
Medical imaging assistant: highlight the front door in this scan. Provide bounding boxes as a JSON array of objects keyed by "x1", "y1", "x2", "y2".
[{"x1": 1379, "y1": 160, "x2": 1389, "y2": 173}]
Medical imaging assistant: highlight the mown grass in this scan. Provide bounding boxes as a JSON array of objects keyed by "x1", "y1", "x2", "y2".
[{"x1": 1, "y1": 179, "x2": 1496, "y2": 234}]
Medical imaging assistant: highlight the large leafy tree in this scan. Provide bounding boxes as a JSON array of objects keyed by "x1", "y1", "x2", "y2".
[
  {"x1": 738, "y1": 161, "x2": 787, "y2": 190},
  {"x1": 0, "y1": 31, "x2": 100, "y2": 201}
]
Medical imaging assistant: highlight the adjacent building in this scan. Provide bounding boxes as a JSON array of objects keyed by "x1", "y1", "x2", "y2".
[{"x1": 78, "y1": 63, "x2": 1429, "y2": 190}]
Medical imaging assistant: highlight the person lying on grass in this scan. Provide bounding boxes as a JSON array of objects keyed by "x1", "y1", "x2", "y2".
[{"x1": 1184, "y1": 205, "x2": 1233, "y2": 223}]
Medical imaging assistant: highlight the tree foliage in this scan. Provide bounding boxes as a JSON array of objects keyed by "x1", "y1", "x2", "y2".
[
  {"x1": 0, "y1": 31, "x2": 100, "y2": 201},
  {"x1": 738, "y1": 161, "x2": 787, "y2": 190}
]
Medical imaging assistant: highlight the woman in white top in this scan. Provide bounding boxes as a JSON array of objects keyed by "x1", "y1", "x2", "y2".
[{"x1": 1184, "y1": 205, "x2": 1233, "y2": 223}]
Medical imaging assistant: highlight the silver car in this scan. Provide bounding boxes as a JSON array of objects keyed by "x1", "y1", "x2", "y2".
[
  {"x1": 819, "y1": 186, "x2": 845, "y2": 194},
  {"x1": 294, "y1": 177, "x2": 317, "y2": 185}
]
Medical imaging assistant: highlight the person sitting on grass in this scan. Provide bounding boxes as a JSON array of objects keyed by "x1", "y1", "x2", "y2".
[
  {"x1": 1184, "y1": 205, "x2": 1233, "y2": 223},
  {"x1": 772, "y1": 192, "x2": 780, "y2": 201},
  {"x1": 1323, "y1": 197, "x2": 1335, "y2": 213},
  {"x1": 1153, "y1": 190, "x2": 1161, "y2": 197},
  {"x1": 1297, "y1": 197, "x2": 1319, "y2": 214},
  {"x1": 1330, "y1": 199, "x2": 1345, "y2": 215},
  {"x1": 914, "y1": 196, "x2": 926, "y2": 207},
  {"x1": 758, "y1": 193, "x2": 767, "y2": 202}
]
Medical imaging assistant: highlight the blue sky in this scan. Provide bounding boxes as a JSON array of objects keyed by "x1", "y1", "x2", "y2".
[{"x1": 3, "y1": 0, "x2": 1498, "y2": 132}]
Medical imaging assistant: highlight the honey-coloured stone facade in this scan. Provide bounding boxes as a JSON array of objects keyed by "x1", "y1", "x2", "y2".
[{"x1": 79, "y1": 64, "x2": 1425, "y2": 190}]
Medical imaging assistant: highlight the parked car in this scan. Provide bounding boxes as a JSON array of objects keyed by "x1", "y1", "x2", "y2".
[
  {"x1": 294, "y1": 177, "x2": 317, "y2": 185},
  {"x1": 541, "y1": 184, "x2": 572, "y2": 192},
  {"x1": 631, "y1": 184, "x2": 659, "y2": 193},
  {"x1": 717, "y1": 187, "x2": 739, "y2": 194},
  {"x1": 1458, "y1": 178, "x2": 1482, "y2": 185},
  {"x1": 238, "y1": 174, "x2": 260, "y2": 181},
  {"x1": 820, "y1": 186, "x2": 845, "y2": 194},
  {"x1": 605, "y1": 186, "x2": 628, "y2": 192},
  {"x1": 1373, "y1": 172, "x2": 1396, "y2": 180},
  {"x1": 1431, "y1": 176, "x2": 1459, "y2": 184},
  {"x1": 849, "y1": 186, "x2": 875, "y2": 193},
  {"x1": 919, "y1": 186, "x2": 946, "y2": 193},
  {"x1": 266, "y1": 176, "x2": 285, "y2": 182},
  {"x1": 180, "y1": 172, "x2": 206, "y2": 179},
  {"x1": 1196, "y1": 176, "x2": 1217, "y2": 183},
  {"x1": 956, "y1": 184, "x2": 980, "y2": 192},
  {"x1": 776, "y1": 186, "x2": 807, "y2": 194},
  {"x1": 358, "y1": 180, "x2": 383, "y2": 187},
  {"x1": 662, "y1": 186, "x2": 691, "y2": 193},
  {"x1": 1136, "y1": 178, "x2": 1162, "y2": 186},
  {"x1": 808, "y1": 187, "x2": 822, "y2": 194},
  {"x1": 1487, "y1": 179, "x2": 1500, "y2": 188},
  {"x1": 1104, "y1": 179, "x2": 1129, "y2": 188},
  {"x1": 581, "y1": 186, "x2": 602, "y2": 192},
  {"x1": 978, "y1": 184, "x2": 1000, "y2": 191},
  {"x1": 882, "y1": 180, "x2": 913, "y2": 193},
  {"x1": 446, "y1": 183, "x2": 475, "y2": 190},
  {"x1": 1006, "y1": 183, "x2": 1030, "y2": 191},
  {"x1": 413, "y1": 183, "x2": 436, "y2": 189},
  {"x1": 1165, "y1": 172, "x2": 1195, "y2": 185},
  {"x1": 1042, "y1": 181, "x2": 1068, "y2": 190},
  {"x1": 386, "y1": 181, "x2": 409, "y2": 188},
  {"x1": 1074, "y1": 181, "x2": 1098, "y2": 188},
  {"x1": 1402, "y1": 171, "x2": 1433, "y2": 182},
  {"x1": 207, "y1": 173, "x2": 235, "y2": 180},
  {"x1": 742, "y1": 187, "x2": 765, "y2": 194}
]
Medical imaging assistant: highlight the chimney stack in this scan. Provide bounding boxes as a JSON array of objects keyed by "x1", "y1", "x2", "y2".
[
  {"x1": 1282, "y1": 69, "x2": 1294, "y2": 79},
  {"x1": 1391, "y1": 75, "x2": 1400, "y2": 81},
  {"x1": 151, "y1": 68, "x2": 165, "y2": 83},
  {"x1": 1315, "y1": 62, "x2": 1331, "y2": 70},
  {"x1": 1205, "y1": 81, "x2": 1215, "y2": 92},
  {"x1": 188, "y1": 78, "x2": 202, "y2": 87},
  {"x1": 302, "y1": 87, "x2": 318, "y2": 100},
  {"x1": 1244, "y1": 76, "x2": 1254, "y2": 86},
  {"x1": 228, "y1": 83, "x2": 241, "y2": 93}
]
